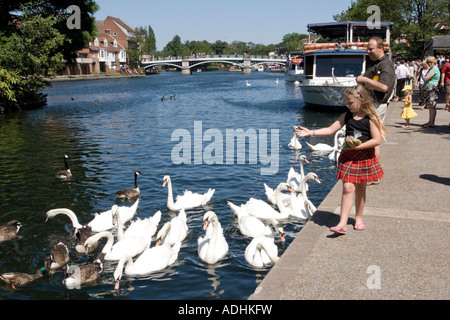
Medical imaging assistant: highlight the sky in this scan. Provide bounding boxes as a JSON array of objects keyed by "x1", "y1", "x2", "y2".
[{"x1": 93, "y1": 0, "x2": 354, "y2": 50}]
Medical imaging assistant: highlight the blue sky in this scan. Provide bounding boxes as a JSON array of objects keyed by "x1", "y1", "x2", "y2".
[{"x1": 94, "y1": 0, "x2": 354, "y2": 50}]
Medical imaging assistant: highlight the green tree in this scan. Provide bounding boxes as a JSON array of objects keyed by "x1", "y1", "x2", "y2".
[
  {"x1": 163, "y1": 35, "x2": 188, "y2": 57},
  {"x1": 278, "y1": 33, "x2": 309, "y2": 52},
  {"x1": 334, "y1": 0, "x2": 450, "y2": 58}
]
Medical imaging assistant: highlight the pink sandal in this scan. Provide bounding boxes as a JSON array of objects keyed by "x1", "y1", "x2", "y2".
[
  {"x1": 354, "y1": 222, "x2": 366, "y2": 231},
  {"x1": 330, "y1": 226, "x2": 346, "y2": 235}
]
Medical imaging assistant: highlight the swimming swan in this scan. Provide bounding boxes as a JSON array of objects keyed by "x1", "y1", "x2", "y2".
[
  {"x1": 88, "y1": 199, "x2": 140, "y2": 233},
  {"x1": 156, "y1": 209, "x2": 188, "y2": 246},
  {"x1": 288, "y1": 134, "x2": 302, "y2": 150},
  {"x1": 197, "y1": 211, "x2": 228, "y2": 264},
  {"x1": 305, "y1": 129, "x2": 342, "y2": 152},
  {"x1": 288, "y1": 172, "x2": 321, "y2": 219},
  {"x1": 245, "y1": 235, "x2": 280, "y2": 268},
  {"x1": 162, "y1": 175, "x2": 215, "y2": 211},
  {"x1": 287, "y1": 155, "x2": 309, "y2": 193}
]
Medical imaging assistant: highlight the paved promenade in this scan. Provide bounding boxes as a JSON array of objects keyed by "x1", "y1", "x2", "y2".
[{"x1": 249, "y1": 97, "x2": 450, "y2": 300}]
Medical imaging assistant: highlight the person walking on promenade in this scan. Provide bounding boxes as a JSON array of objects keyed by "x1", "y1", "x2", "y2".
[
  {"x1": 400, "y1": 85, "x2": 417, "y2": 129},
  {"x1": 295, "y1": 85, "x2": 385, "y2": 235},
  {"x1": 440, "y1": 57, "x2": 450, "y2": 111},
  {"x1": 395, "y1": 60, "x2": 410, "y2": 101},
  {"x1": 422, "y1": 56, "x2": 441, "y2": 128}
]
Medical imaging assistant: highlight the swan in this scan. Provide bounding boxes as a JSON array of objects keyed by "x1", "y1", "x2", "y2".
[
  {"x1": 55, "y1": 154, "x2": 72, "y2": 180},
  {"x1": 45, "y1": 237, "x2": 70, "y2": 270},
  {"x1": 287, "y1": 155, "x2": 309, "y2": 193},
  {"x1": 245, "y1": 236, "x2": 280, "y2": 268},
  {"x1": 238, "y1": 183, "x2": 293, "y2": 221},
  {"x1": 246, "y1": 80, "x2": 251, "y2": 87},
  {"x1": 162, "y1": 175, "x2": 215, "y2": 211},
  {"x1": 276, "y1": 78, "x2": 279, "y2": 84},
  {"x1": 85, "y1": 210, "x2": 161, "y2": 261},
  {"x1": 115, "y1": 171, "x2": 141, "y2": 199},
  {"x1": 1, "y1": 268, "x2": 47, "y2": 289},
  {"x1": 288, "y1": 134, "x2": 302, "y2": 150},
  {"x1": 156, "y1": 209, "x2": 188, "y2": 246},
  {"x1": 62, "y1": 258, "x2": 103, "y2": 289},
  {"x1": 305, "y1": 128, "x2": 342, "y2": 152},
  {"x1": 197, "y1": 211, "x2": 228, "y2": 264},
  {"x1": 88, "y1": 199, "x2": 139, "y2": 233},
  {"x1": 288, "y1": 172, "x2": 321, "y2": 219},
  {"x1": 328, "y1": 127, "x2": 346, "y2": 162},
  {"x1": 0, "y1": 220, "x2": 22, "y2": 243},
  {"x1": 227, "y1": 201, "x2": 285, "y2": 241},
  {"x1": 113, "y1": 240, "x2": 181, "y2": 290},
  {"x1": 45, "y1": 208, "x2": 97, "y2": 254}
]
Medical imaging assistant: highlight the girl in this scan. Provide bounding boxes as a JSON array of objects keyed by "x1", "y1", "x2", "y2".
[
  {"x1": 400, "y1": 85, "x2": 417, "y2": 128},
  {"x1": 295, "y1": 85, "x2": 386, "y2": 235}
]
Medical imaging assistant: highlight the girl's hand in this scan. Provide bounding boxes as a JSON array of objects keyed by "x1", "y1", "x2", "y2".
[{"x1": 295, "y1": 126, "x2": 312, "y2": 137}]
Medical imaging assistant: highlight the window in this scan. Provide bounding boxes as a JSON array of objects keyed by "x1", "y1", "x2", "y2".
[
  {"x1": 105, "y1": 29, "x2": 111, "y2": 35},
  {"x1": 113, "y1": 32, "x2": 117, "y2": 36},
  {"x1": 315, "y1": 55, "x2": 364, "y2": 77},
  {"x1": 94, "y1": 38, "x2": 99, "y2": 46},
  {"x1": 103, "y1": 39, "x2": 108, "y2": 46}
]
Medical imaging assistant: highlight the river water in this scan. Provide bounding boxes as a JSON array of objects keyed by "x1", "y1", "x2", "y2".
[{"x1": 0, "y1": 71, "x2": 341, "y2": 300}]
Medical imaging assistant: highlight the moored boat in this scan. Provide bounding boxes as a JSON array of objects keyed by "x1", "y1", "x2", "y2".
[
  {"x1": 300, "y1": 21, "x2": 393, "y2": 110},
  {"x1": 285, "y1": 51, "x2": 304, "y2": 83}
]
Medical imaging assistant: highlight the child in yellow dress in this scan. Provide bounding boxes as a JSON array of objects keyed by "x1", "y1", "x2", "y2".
[{"x1": 401, "y1": 85, "x2": 417, "y2": 128}]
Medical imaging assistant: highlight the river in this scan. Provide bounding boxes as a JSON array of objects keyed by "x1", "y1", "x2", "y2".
[{"x1": 0, "y1": 71, "x2": 341, "y2": 300}]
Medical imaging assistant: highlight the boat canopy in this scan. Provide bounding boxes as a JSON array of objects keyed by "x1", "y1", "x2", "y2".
[{"x1": 307, "y1": 21, "x2": 393, "y2": 44}]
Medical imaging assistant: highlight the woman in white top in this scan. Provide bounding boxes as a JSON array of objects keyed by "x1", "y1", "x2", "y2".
[{"x1": 415, "y1": 61, "x2": 429, "y2": 109}]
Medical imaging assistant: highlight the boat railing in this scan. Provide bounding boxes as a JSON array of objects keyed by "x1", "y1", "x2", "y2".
[{"x1": 304, "y1": 42, "x2": 390, "y2": 53}]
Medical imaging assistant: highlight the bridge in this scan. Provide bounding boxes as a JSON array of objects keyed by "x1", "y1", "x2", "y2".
[{"x1": 141, "y1": 54, "x2": 286, "y2": 75}]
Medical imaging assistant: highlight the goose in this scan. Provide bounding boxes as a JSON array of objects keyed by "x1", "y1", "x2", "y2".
[
  {"x1": 0, "y1": 268, "x2": 47, "y2": 290},
  {"x1": 0, "y1": 220, "x2": 22, "y2": 243},
  {"x1": 162, "y1": 175, "x2": 215, "y2": 211},
  {"x1": 197, "y1": 211, "x2": 229, "y2": 264},
  {"x1": 242, "y1": 183, "x2": 293, "y2": 220},
  {"x1": 245, "y1": 236, "x2": 280, "y2": 268},
  {"x1": 156, "y1": 209, "x2": 188, "y2": 246},
  {"x1": 170, "y1": 94, "x2": 176, "y2": 100},
  {"x1": 115, "y1": 171, "x2": 141, "y2": 199},
  {"x1": 85, "y1": 211, "x2": 161, "y2": 261},
  {"x1": 45, "y1": 237, "x2": 70, "y2": 270},
  {"x1": 246, "y1": 80, "x2": 251, "y2": 87},
  {"x1": 161, "y1": 96, "x2": 165, "y2": 101},
  {"x1": 288, "y1": 134, "x2": 302, "y2": 150},
  {"x1": 288, "y1": 172, "x2": 321, "y2": 219},
  {"x1": 88, "y1": 199, "x2": 139, "y2": 233},
  {"x1": 113, "y1": 240, "x2": 181, "y2": 291},
  {"x1": 55, "y1": 154, "x2": 72, "y2": 180},
  {"x1": 45, "y1": 208, "x2": 97, "y2": 254},
  {"x1": 227, "y1": 201, "x2": 285, "y2": 241},
  {"x1": 287, "y1": 155, "x2": 310, "y2": 193},
  {"x1": 62, "y1": 258, "x2": 103, "y2": 290}
]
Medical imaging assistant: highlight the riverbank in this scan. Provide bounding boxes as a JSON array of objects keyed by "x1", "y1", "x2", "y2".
[
  {"x1": 249, "y1": 99, "x2": 450, "y2": 300},
  {"x1": 48, "y1": 73, "x2": 145, "y2": 82}
]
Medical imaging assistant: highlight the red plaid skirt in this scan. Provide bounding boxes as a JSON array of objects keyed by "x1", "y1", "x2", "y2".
[{"x1": 337, "y1": 148, "x2": 383, "y2": 183}]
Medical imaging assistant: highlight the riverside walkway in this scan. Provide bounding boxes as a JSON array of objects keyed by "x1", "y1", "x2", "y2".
[{"x1": 249, "y1": 98, "x2": 450, "y2": 300}]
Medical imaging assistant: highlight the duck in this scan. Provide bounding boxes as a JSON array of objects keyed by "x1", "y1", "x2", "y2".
[
  {"x1": 62, "y1": 258, "x2": 103, "y2": 290},
  {"x1": 288, "y1": 134, "x2": 302, "y2": 150},
  {"x1": 156, "y1": 209, "x2": 188, "y2": 246},
  {"x1": 85, "y1": 211, "x2": 161, "y2": 261},
  {"x1": 241, "y1": 183, "x2": 293, "y2": 221},
  {"x1": 0, "y1": 268, "x2": 47, "y2": 289},
  {"x1": 45, "y1": 237, "x2": 70, "y2": 270},
  {"x1": 288, "y1": 172, "x2": 321, "y2": 219},
  {"x1": 115, "y1": 171, "x2": 141, "y2": 199},
  {"x1": 88, "y1": 199, "x2": 139, "y2": 233},
  {"x1": 227, "y1": 201, "x2": 285, "y2": 241},
  {"x1": 162, "y1": 175, "x2": 215, "y2": 211},
  {"x1": 287, "y1": 155, "x2": 310, "y2": 193},
  {"x1": 0, "y1": 220, "x2": 22, "y2": 243},
  {"x1": 197, "y1": 211, "x2": 229, "y2": 264},
  {"x1": 55, "y1": 154, "x2": 72, "y2": 180},
  {"x1": 246, "y1": 80, "x2": 251, "y2": 87},
  {"x1": 245, "y1": 235, "x2": 280, "y2": 268},
  {"x1": 45, "y1": 208, "x2": 97, "y2": 254},
  {"x1": 113, "y1": 239, "x2": 181, "y2": 291},
  {"x1": 170, "y1": 94, "x2": 176, "y2": 100}
]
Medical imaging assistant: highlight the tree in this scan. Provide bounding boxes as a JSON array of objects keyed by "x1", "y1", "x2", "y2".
[
  {"x1": 128, "y1": 25, "x2": 157, "y2": 67},
  {"x1": 334, "y1": 0, "x2": 450, "y2": 58},
  {"x1": 278, "y1": 33, "x2": 309, "y2": 52},
  {"x1": 163, "y1": 35, "x2": 188, "y2": 57}
]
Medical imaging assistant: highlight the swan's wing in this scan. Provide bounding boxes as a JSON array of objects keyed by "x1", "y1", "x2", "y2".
[
  {"x1": 263, "y1": 184, "x2": 277, "y2": 205},
  {"x1": 88, "y1": 211, "x2": 113, "y2": 232}
]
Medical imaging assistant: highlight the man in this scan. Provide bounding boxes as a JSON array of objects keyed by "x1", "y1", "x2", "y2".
[
  {"x1": 356, "y1": 37, "x2": 395, "y2": 177},
  {"x1": 440, "y1": 57, "x2": 450, "y2": 111},
  {"x1": 356, "y1": 36, "x2": 395, "y2": 122},
  {"x1": 395, "y1": 60, "x2": 410, "y2": 100}
]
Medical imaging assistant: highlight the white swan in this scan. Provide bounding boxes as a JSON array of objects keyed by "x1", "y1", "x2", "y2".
[
  {"x1": 156, "y1": 209, "x2": 188, "y2": 246},
  {"x1": 305, "y1": 129, "x2": 341, "y2": 152},
  {"x1": 88, "y1": 199, "x2": 139, "y2": 233},
  {"x1": 85, "y1": 211, "x2": 161, "y2": 261},
  {"x1": 114, "y1": 209, "x2": 161, "y2": 242},
  {"x1": 245, "y1": 235, "x2": 280, "y2": 268},
  {"x1": 228, "y1": 201, "x2": 285, "y2": 240},
  {"x1": 197, "y1": 211, "x2": 228, "y2": 264},
  {"x1": 288, "y1": 134, "x2": 302, "y2": 150},
  {"x1": 287, "y1": 155, "x2": 310, "y2": 193},
  {"x1": 45, "y1": 208, "x2": 96, "y2": 254},
  {"x1": 328, "y1": 127, "x2": 346, "y2": 162},
  {"x1": 113, "y1": 241, "x2": 181, "y2": 290},
  {"x1": 246, "y1": 80, "x2": 251, "y2": 87},
  {"x1": 288, "y1": 172, "x2": 321, "y2": 219},
  {"x1": 162, "y1": 175, "x2": 215, "y2": 211},
  {"x1": 239, "y1": 183, "x2": 293, "y2": 221}
]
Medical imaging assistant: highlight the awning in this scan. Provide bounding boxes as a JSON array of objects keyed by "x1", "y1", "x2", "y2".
[{"x1": 307, "y1": 21, "x2": 393, "y2": 40}]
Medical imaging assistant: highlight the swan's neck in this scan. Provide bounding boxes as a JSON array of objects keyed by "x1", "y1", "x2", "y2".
[
  {"x1": 206, "y1": 220, "x2": 219, "y2": 261},
  {"x1": 93, "y1": 232, "x2": 114, "y2": 255},
  {"x1": 299, "y1": 160, "x2": 306, "y2": 178},
  {"x1": 274, "y1": 187, "x2": 289, "y2": 215},
  {"x1": 166, "y1": 180, "x2": 175, "y2": 208},
  {"x1": 116, "y1": 256, "x2": 134, "y2": 278},
  {"x1": 115, "y1": 213, "x2": 125, "y2": 241},
  {"x1": 258, "y1": 242, "x2": 279, "y2": 263},
  {"x1": 49, "y1": 209, "x2": 82, "y2": 229}
]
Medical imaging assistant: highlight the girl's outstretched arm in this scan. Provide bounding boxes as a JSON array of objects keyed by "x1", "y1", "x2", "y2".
[{"x1": 295, "y1": 113, "x2": 346, "y2": 137}]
